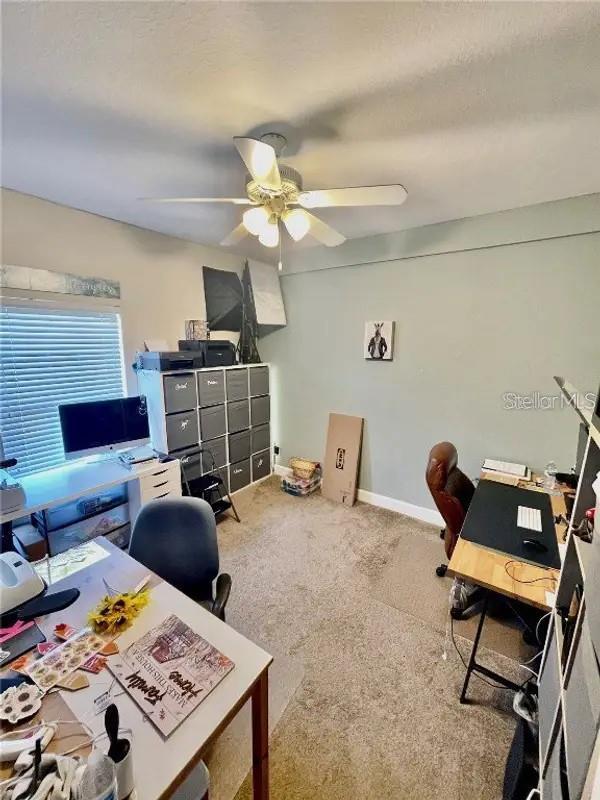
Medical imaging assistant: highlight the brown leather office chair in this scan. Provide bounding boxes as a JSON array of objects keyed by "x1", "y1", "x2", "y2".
[{"x1": 425, "y1": 441, "x2": 475, "y2": 578}]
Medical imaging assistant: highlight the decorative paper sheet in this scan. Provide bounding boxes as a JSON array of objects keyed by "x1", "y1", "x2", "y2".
[
  {"x1": 109, "y1": 614, "x2": 234, "y2": 736},
  {"x1": 26, "y1": 628, "x2": 105, "y2": 691}
]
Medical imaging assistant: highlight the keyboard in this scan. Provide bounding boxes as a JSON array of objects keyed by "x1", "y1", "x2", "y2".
[{"x1": 517, "y1": 505, "x2": 542, "y2": 532}]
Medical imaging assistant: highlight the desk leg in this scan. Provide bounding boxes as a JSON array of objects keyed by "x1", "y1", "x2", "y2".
[
  {"x1": 251, "y1": 669, "x2": 269, "y2": 800},
  {"x1": 459, "y1": 592, "x2": 523, "y2": 703},
  {"x1": 460, "y1": 593, "x2": 489, "y2": 703}
]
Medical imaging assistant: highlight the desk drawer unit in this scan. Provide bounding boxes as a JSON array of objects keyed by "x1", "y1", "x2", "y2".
[
  {"x1": 129, "y1": 460, "x2": 182, "y2": 525},
  {"x1": 252, "y1": 449, "x2": 271, "y2": 481},
  {"x1": 200, "y1": 404, "x2": 226, "y2": 441},
  {"x1": 166, "y1": 410, "x2": 199, "y2": 452},
  {"x1": 226, "y1": 368, "x2": 249, "y2": 402},
  {"x1": 229, "y1": 430, "x2": 251, "y2": 464},
  {"x1": 227, "y1": 399, "x2": 250, "y2": 433},
  {"x1": 138, "y1": 461, "x2": 181, "y2": 499},
  {"x1": 249, "y1": 366, "x2": 269, "y2": 397},
  {"x1": 251, "y1": 424, "x2": 270, "y2": 454},
  {"x1": 197, "y1": 370, "x2": 225, "y2": 407},
  {"x1": 230, "y1": 459, "x2": 251, "y2": 493},
  {"x1": 251, "y1": 395, "x2": 270, "y2": 427},
  {"x1": 202, "y1": 436, "x2": 227, "y2": 472},
  {"x1": 163, "y1": 373, "x2": 197, "y2": 414}
]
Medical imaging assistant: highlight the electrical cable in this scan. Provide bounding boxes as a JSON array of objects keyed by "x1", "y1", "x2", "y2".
[
  {"x1": 504, "y1": 560, "x2": 558, "y2": 588},
  {"x1": 535, "y1": 611, "x2": 552, "y2": 646}
]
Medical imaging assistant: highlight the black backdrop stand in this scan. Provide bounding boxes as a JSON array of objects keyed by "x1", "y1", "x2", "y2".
[{"x1": 236, "y1": 261, "x2": 261, "y2": 364}]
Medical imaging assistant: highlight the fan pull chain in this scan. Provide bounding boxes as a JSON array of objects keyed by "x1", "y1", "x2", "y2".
[{"x1": 278, "y1": 228, "x2": 283, "y2": 272}]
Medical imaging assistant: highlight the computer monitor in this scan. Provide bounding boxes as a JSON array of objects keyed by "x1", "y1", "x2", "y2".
[{"x1": 59, "y1": 397, "x2": 150, "y2": 459}]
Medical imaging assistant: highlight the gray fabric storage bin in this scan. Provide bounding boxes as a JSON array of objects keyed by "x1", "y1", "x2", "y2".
[
  {"x1": 201, "y1": 436, "x2": 227, "y2": 472},
  {"x1": 539, "y1": 624, "x2": 561, "y2": 765},
  {"x1": 542, "y1": 731, "x2": 564, "y2": 800},
  {"x1": 199, "y1": 404, "x2": 226, "y2": 441},
  {"x1": 178, "y1": 447, "x2": 202, "y2": 481},
  {"x1": 229, "y1": 458, "x2": 251, "y2": 492},
  {"x1": 166, "y1": 410, "x2": 199, "y2": 452},
  {"x1": 251, "y1": 424, "x2": 270, "y2": 454},
  {"x1": 252, "y1": 449, "x2": 271, "y2": 481},
  {"x1": 229, "y1": 430, "x2": 251, "y2": 463},
  {"x1": 226, "y1": 368, "x2": 249, "y2": 402},
  {"x1": 197, "y1": 370, "x2": 225, "y2": 407},
  {"x1": 249, "y1": 366, "x2": 269, "y2": 397},
  {"x1": 564, "y1": 618, "x2": 600, "y2": 798},
  {"x1": 251, "y1": 395, "x2": 270, "y2": 426},
  {"x1": 163, "y1": 373, "x2": 197, "y2": 414},
  {"x1": 227, "y1": 399, "x2": 249, "y2": 433}
]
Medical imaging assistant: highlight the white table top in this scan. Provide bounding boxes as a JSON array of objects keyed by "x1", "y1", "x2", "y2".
[
  {"x1": 39, "y1": 540, "x2": 272, "y2": 799},
  {"x1": 0, "y1": 457, "x2": 172, "y2": 523}
]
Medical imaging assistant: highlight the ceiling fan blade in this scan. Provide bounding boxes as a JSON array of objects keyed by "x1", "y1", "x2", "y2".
[
  {"x1": 298, "y1": 184, "x2": 407, "y2": 208},
  {"x1": 233, "y1": 137, "x2": 282, "y2": 192},
  {"x1": 140, "y1": 197, "x2": 252, "y2": 205},
  {"x1": 220, "y1": 223, "x2": 249, "y2": 247},
  {"x1": 304, "y1": 212, "x2": 346, "y2": 247}
]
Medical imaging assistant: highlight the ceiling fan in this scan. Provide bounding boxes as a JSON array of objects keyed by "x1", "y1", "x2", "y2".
[{"x1": 144, "y1": 133, "x2": 407, "y2": 255}]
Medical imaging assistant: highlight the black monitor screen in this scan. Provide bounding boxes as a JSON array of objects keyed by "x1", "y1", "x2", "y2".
[{"x1": 59, "y1": 397, "x2": 149, "y2": 455}]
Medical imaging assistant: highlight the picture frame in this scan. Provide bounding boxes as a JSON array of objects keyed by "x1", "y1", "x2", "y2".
[{"x1": 364, "y1": 321, "x2": 394, "y2": 361}]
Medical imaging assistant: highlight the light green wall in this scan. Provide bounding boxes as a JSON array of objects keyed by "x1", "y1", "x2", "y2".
[{"x1": 261, "y1": 201, "x2": 600, "y2": 511}]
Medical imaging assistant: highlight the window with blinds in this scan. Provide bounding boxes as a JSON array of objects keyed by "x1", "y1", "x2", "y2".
[{"x1": 0, "y1": 304, "x2": 125, "y2": 477}]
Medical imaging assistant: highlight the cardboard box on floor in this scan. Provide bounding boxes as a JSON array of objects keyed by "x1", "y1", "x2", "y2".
[{"x1": 321, "y1": 413, "x2": 364, "y2": 506}]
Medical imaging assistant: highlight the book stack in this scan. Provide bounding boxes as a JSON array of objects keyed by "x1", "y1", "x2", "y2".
[{"x1": 281, "y1": 469, "x2": 322, "y2": 497}]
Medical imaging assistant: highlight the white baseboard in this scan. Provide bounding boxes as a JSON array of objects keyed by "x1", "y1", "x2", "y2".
[
  {"x1": 273, "y1": 464, "x2": 443, "y2": 527},
  {"x1": 356, "y1": 488, "x2": 443, "y2": 527}
]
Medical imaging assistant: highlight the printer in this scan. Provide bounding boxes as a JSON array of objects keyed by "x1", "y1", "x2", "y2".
[
  {"x1": 136, "y1": 351, "x2": 204, "y2": 372},
  {"x1": 179, "y1": 340, "x2": 237, "y2": 368}
]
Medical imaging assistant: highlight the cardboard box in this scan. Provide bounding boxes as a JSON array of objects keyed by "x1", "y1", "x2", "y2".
[{"x1": 321, "y1": 413, "x2": 364, "y2": 506}]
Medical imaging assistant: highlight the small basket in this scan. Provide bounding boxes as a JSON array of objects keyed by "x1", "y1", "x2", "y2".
[{"x1": 289, "y1": 457, "x2": 320, "y2": 481}]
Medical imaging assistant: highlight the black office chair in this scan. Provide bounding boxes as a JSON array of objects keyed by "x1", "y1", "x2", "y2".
[{"x1": 129, "y1": 497, "x2": 232, "y2": 621}]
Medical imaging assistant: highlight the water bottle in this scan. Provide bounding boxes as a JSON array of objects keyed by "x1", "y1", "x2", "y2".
[{"x1": 544, "y1": 461, "x2": 558, "y2": 492}]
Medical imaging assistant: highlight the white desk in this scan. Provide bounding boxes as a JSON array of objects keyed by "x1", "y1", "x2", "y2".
[
  {"x1": 0, "y1": 456, "x2": 181, "y2": 553},
  {"x1": 36, "y1": 540, "x2": 273, "y2": 799}
]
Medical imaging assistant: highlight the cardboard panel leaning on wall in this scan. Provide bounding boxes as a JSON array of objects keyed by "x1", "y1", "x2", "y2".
[{"x1": 321, "y1": 413, "x2": 364, "y2": 506}]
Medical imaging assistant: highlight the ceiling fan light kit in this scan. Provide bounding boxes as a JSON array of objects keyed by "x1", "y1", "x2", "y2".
[
  {"x1": 242, "y1": 205, "x2": 271, "y2": 235},
  {"x1": 282, "y1": 208, "x2": 311, "y2": 242},
  {"x1": 146, "y1": 133, "x2": 408, "y2": 254},
  {"x1": 258, "y1": 220, "x2": 280, "y2": 248}
]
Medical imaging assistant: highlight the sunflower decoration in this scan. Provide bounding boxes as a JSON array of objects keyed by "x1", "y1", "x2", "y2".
[{"x1": 88, "y1": 588, "x2": 150, "y2": 636}]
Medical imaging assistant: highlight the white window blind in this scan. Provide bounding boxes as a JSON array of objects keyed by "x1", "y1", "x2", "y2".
[{"x1": 0, "y1": 304, "x2": 125, "y2": 477}]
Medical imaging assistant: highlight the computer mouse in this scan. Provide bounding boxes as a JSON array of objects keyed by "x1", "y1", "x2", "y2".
[{"x1": 522, "y1": 538, "x2": 548, "y2": 553}]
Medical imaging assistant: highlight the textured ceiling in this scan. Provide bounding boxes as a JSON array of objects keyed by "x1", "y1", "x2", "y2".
[{"x1": 2, "y1": 1, "x2": 600, "y2": 264}]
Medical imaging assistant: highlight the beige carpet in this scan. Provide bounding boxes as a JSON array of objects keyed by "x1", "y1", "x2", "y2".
[
  {"x1": 372, "y1": 526, "x2": 538, "y2": 662},
  {"x1": 203, "y1": 477, "x2": 525, "y2": 800}
]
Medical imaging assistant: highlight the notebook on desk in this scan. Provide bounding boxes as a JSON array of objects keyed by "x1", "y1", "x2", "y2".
[{"x1": 461, "y1": 480, "x2": 560, "y2": 570}]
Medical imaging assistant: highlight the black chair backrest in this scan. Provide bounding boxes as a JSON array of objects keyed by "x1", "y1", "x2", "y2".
[{"x1": 129, "y1": 496, "x2": 219, "y2": 603}]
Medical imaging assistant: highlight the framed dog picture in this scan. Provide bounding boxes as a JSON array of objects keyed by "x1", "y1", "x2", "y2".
[{"x1": 364, "y1": 321, "x2": 394, "y2": 361}]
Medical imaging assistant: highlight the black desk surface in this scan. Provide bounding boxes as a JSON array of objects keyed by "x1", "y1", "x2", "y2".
[{"x1": 460, "y1": 480, "x2": 561, "y2": 570}]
